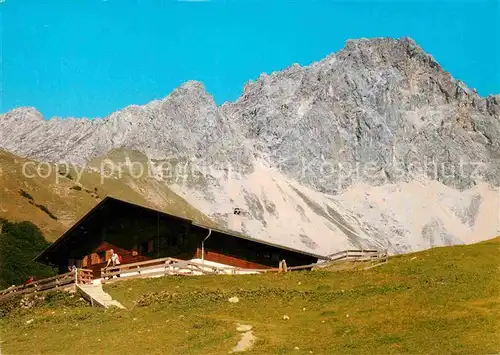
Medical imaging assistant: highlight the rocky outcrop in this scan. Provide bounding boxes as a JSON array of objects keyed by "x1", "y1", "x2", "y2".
[
  {"x1": 222, "y1": 37, "x2": 500, "y2": 193},
  {"x1": 1, "y1": 37, "x2": 499, "y2": 255}
]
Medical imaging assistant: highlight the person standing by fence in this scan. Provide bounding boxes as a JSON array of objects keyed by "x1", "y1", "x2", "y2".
[{"x1": 105, "y1": 249, "x2": 122, "y2": 279}]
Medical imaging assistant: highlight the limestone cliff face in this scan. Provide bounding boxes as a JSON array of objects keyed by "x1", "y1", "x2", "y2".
[
  {"x1": 222, "y1": 37, "x2": 500, "y2": 192},
  {"x1": 1, "y1": 37, "x2": 499, "y2": 255}
]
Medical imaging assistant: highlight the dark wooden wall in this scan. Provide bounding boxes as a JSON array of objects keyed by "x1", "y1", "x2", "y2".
[
  {"x1": 196, "y1": 248, "x2": 273, "y2": 269},
  {"x1": 201, "y1": 231, "x2": 317, "y2": 269}
]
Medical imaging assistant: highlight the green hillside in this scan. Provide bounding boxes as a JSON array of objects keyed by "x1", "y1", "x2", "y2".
[
  {"x1": 0, "y1": 149, "x2": 215, "y2": 241},
  {"x1": 1, "y1": 237, "x2": 499, "y2": 354}
]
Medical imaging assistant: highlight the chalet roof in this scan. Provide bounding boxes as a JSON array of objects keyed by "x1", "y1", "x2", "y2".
[{"x1": 35, "y1": 196, "x2": 328, "y2": 262}]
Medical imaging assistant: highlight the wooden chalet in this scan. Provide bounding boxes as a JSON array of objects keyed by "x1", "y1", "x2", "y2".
[{"x1": 35, "y1": 197, "x2": 325, "y2": 279}]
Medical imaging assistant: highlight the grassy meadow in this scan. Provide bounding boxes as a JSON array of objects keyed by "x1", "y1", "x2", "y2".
[{"x1": 1, "y1": 237, "x2": 499, "y2": 354}]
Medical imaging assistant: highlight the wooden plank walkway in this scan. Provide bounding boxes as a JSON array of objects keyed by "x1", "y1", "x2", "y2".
[{"x1": 76, "y1": 284, "x2": 125, "y2": 309}]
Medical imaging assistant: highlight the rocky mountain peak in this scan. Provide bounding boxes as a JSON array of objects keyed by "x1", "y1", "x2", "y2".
[
  {"x1": 338, "y1": 36, "x2": 437, "y2": 70},
  {"x1": 163, "y1": 80, "x2": 215, "y2": 108},
  {"x1": 2, "y1": 107, "x2": 44, "y2": 122},
  {"x1": 175, "y1": 80, "x2": 209, "y2": 95}
]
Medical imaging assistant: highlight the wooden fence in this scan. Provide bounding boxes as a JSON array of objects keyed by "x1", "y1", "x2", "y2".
[
  {"x1": 77, "y1": 269, "x2": 93, "y2": 284},
  {"x1": 100, "y1": 257, "x2": 319, "y2": 283},
  {"x1": 315, "y1": 249, "x2": 388, "y2": 269},
  {"x1": 100, "y1": 257, "x2": 262, "y2": 283},
  {"x1": 0, "y1": 269, "x2": 93, "y2": 301},
  {"x1": 327, "y1": 249, "x2": 387, "y2": 261},
  {"x1": 101, "y1": 249, "x2": 389, "y2": 283}
]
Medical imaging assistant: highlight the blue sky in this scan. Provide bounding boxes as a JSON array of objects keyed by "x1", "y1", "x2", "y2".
[{"x1": 1, "y1": 0, "x2": 498, "y2": 119}]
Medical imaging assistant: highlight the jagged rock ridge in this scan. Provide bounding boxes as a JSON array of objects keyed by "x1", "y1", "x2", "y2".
[{"x1": 1, "y1": 37, "x2": 499, "y2": 255}]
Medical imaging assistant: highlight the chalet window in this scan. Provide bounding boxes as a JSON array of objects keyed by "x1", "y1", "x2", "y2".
[
  {"x1": 263, "y1": 251, "x2": 271, "y2": 259},
  {"x1": 178, "y1": 235, "x2": 184, "y2": 246},
  {"x1": 272, "y1": 252, "x2": 280, "y2": 262},
  {"x1": 132, "y1": 244, "x2": 138, "y2": 256},
  {"x1": 148, "y1": 240, "x2": 154, "y2": 253},
  {"x1": 98, "y1": 251, "x2": 106, "y2": 263}
]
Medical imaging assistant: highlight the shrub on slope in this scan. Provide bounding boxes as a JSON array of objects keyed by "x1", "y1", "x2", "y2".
[{"x1": 0, "y1": 219, "x2": 56, "y2": 289}]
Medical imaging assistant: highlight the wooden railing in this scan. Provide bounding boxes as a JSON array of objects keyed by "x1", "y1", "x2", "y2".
[
  {"x1": 314, "y1": 249, "x2": 388, "y2": 269},
  {"x1": 100, "y1": 257, "x2": 251, "y2": 282},
  {"x1": 327, "y1": 249, "x2": 386, "y2": 261},
  {"x1": 77, "y1": 269, "x2": 93, "y2": 284},
  {"x1": 0, "y1": 268, "x2": 94, "y2": 301},
  {"x1": 100, "y1": 249, "x2": 388, "y2": 283}
]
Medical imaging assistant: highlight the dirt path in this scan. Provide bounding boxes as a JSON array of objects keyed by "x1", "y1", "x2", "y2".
[{"x1": 231, "y1": 324, "x2": 255, "y2": 353}]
